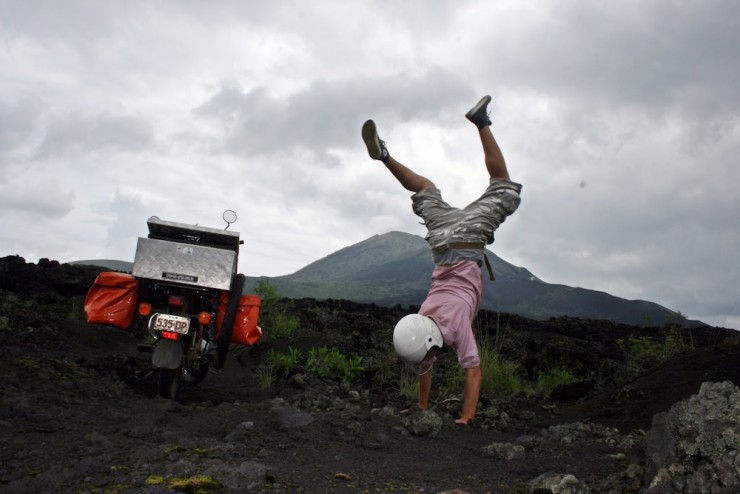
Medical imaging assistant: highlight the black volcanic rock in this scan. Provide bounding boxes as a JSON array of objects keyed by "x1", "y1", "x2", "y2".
[
  {"x1": 0, "y1": 256, "x2": 738, "y2": 492},
  {"x1": 1, "y1": 255, "x2": 103, "y2": 298}
]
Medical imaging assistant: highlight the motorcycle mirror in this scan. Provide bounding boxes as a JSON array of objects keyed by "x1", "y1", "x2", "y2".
[{"x1": 223, "y1": 210, "x2": 237, "y2": 229}]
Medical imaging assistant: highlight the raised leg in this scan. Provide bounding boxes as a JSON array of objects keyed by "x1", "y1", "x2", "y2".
[
  {"x1": 362, "y1": 119, "x2": 435, "y2": 193},
  {"x1": 384, "y1": 156, "x2": 435, "y2": 193},
  {"x1": 479, "y1": 127, "x2": 510, "y2": 181},
  {"x1": 466, "y1": 95, "x2": 511, "y2": 181}
]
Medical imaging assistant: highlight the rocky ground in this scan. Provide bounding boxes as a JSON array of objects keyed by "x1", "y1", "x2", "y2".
[{"x1": 1, "y1": 256, "x2": 739, "y2": 493}]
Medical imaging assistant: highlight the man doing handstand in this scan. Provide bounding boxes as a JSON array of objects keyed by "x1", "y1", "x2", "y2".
[{"x1": 361, "y1": 95, "x2": 522, "y2": 425}]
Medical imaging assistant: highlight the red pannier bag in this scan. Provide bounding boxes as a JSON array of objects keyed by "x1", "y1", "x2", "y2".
[
  {"x1": 216, "y1": 292, "x2": 262, "y2": 346},
  {"x1": 84, "y1": 272, "x2": 139, "y2": 329}
]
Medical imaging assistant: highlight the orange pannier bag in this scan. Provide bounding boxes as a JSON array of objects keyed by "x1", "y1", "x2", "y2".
[
  {"x1": 216, "y1": 292, "x2": 262, "y2": 346},
  {"x1": 84, "y1": 272, "x2": 139, "y2": 329}
]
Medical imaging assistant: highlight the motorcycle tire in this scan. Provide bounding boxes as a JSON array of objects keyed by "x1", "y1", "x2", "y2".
[
  {"x1": 214, "y1": 273, "x2": 245, "y2": 369},
  {"x1": 159, "y1": 367, "x2": 181, "y2": 400}
]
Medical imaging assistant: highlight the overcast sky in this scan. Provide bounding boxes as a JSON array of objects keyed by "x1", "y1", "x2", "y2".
[{"x1": 1, "y1": 1, "x2": 738, "y2": 328}]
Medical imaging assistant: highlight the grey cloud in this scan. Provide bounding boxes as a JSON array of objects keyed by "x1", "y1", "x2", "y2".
[
  {"x1": 1, "y1": 1, "x2": 116, "y2": 40},
  {"x1": 103, "y1": 190, "x2": 154, "y2": 252},
  {"x1": 194, "y1": 67, "x2": 476, "y2": 157},
  {"x1": 0, "y1": 179, "x2": 75, "y2": 219},
  {"x1": 513, "y1": 172, "x2": 740, "y2": 319},
  {"x1": 0, "y1": 97, "x2": 43, "y2": 158},
  {"x1": 488, "y1": 1, "x2": 740, "y2": 117},
  {"x1": 3, "y1": 0, "x2": 737, "y2": 327},
  {"x1": 36, "y1": 112, "x2": 154, "y2": 158}
]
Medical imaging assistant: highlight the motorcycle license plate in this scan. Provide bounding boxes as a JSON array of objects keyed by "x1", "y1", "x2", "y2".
[{"x1": 152, "y1": 314, "x2": 190, "y2": 334}]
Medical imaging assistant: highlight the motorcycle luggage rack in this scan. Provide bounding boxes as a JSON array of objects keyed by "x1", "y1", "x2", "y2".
[{"x1": 146, "y1": 217, "x2": 240, "y2": 252}]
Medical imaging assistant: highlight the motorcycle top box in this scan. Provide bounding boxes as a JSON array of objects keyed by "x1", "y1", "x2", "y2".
[{"x1": 132, "y1": 216, "x2": 240, "y2": 291}]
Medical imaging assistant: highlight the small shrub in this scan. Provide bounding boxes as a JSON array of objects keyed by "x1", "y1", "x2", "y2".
[
  {"x1": 618, "y1": 336, "x2": 665, "y2": 370},
  {"x1": 338, "y1": 355, "x2": 364, "y2": 382},
  {"x1": 170, "y1": 475, "x2": 223, "y2": 494},
  {"x1": 618, "y1": 312, "x2": 694, "y2": 374},
  {"x1": 254, "y1": 278, "x2": 280, "y2": 303},
  {"x1": 145, "y1": 476, "x2": 166, "y2": 486},
  {"x1": 368, "y1": 348, "x2": 399, "y2": 391},
  {"x1": 267, "y1": 347, "x2": 301, "y2": 377},
  {"x1": 664, "y1": 314, "x2": 693, "y2": 355},
  {"x1": 478, "y1": 331, "x2": 525, "y2": 397},
  {"x1": 398, "y1": 367, "x2": 419, "y2": 402},
  {"x1": 537, "y1": 368, "x2": 577, "y2": 391},
  {"x1": 254, "y1": 280, "x2": 300, "y2": 339},
  {"x1": 266, "y1": 311, "x2": 299, "y2": 339},
  {"x1": 67, "y1": 295, "x2": 87, "y2": 322},
  {"x1": 305, "y1": 346, "x2": 364, "y2": 382},
  {"x1": 481, "y1": 353, "x2": 525, "y2": 396},
  {"x1": 255, "y1": 364, "x2": 274, "y2": 390},
  {"x1": 163, "y1": 444, "x2": 187, "y2": 455},
  {"x1": 305, "y1": 346, "x2": 334, "y2": 378}
]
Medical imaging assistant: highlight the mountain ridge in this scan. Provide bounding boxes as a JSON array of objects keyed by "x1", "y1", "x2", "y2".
[
  {"x1": 73, "y1": 231, "x2": 699, "y2": 327},
  {"x1": 262, "y1": 232, "x2": 694, "y2": 326}
]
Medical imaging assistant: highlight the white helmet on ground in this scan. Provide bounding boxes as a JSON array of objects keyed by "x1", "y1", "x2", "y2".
[{"x1": 393, "y1": 314, "x2": 443, "y2": 365}]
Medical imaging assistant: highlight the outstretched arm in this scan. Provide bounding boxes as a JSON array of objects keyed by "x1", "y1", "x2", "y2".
[
  {"x1": 418, "y1": 366, "x2": 433, "y2": 410},
  {"x1": 456, "y1": 365, "x2": 481, "y2": 425}
]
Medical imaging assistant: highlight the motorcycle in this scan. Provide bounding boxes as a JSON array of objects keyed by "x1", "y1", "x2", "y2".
[{"x1": 84, "y1": 210, "x2": 260, "y2": 399}]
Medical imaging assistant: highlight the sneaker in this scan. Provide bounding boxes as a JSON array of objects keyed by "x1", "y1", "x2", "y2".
[
  {"x1": 361, "y1": 120, "x2": 390, "y2": 163},
  {"x1": 465, "y1": 95, "x2": 492, "y2": 129}
]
